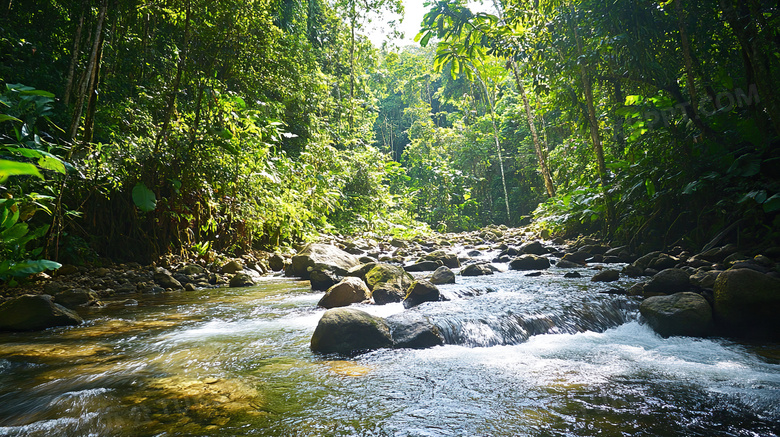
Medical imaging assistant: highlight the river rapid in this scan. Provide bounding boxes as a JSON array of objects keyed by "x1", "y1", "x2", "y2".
[{"x1": 1, "y1": 266, "x2": 779, "y2": 436}]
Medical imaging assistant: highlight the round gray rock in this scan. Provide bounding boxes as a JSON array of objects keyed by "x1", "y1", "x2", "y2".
[
  {"x1": 643, "y1": 268, "x2": 690, "y2": 296},
  {"x1": 318, "y1": 277, "x2": 371, "y2": 309},
  {"x1": 310, "y1": 308, "x2": 393, "y2": 354},
  {"x1": 640, "y1": 292, "x2": 713, "y2": 337},
  {"x1": 429, "y1": 266, "x2": 456, "y2": 284}
]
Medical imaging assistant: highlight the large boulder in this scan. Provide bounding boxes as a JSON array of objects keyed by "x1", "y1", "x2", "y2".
[
  {"x1": 403, "y1": 280, "x2": 442, "y2": 309},
  {"x1": 178, "y1": 264, "x2": 206, "y2": 275},
  {"x1": 689, "y1": 270, "x2": 722, "y2": 289},
  {"x1": 519, "y1": 240, "x2": 547, "y2": 255},
  {"x1": 310, "y1": 308, "x2": 393, "y2": 354},
  {"x1": 309, "y1": 264, "x2": 341, "y2": 291},
  {"x1": 318, "y1": 277, "x2": 372, "y2": 309},
  {"x1": 509, "y1": 255, "x2": 550, "y2": 271},
  {"x1": 0, "y1": 294, "x2": 82, "y2": 331},
  {"x1": 591, "y1": 270, "x2": 620, "y2": 282},
  {"x1": 386, "y1": 313, "x2": 445, "y2": 349},
  {"x1": 365, "y1": 263, "x2": 414, "y2": 305},
  {"x1": 220, "y1": 260, "x2": 244, "y2": 274},
  {"x1": 643, "y1": 268, "x2": 691, "y2": 296},
  {"x1": 713, "y1": 268, "x2": 780, "y2": 337},
  {"x1": 288, "y1": 244, "x2": 361, "y2": 279},
  {"x1": 153, "y1": 268, "x2": 183, "y2": 289},
  {"x1": 461, "y1": 263, "x2": 494, "y2": 277},
  {"x1": 639, "y1": 292, "x2": 714, "y2": 337},
  {"x1": 429, "y1": 266, "x2": 456, "y2": 285}
]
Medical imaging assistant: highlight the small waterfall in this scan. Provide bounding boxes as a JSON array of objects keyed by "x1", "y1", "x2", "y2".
[{"x1": 431, "y1": 298, "x2": 637, "y2": 347}]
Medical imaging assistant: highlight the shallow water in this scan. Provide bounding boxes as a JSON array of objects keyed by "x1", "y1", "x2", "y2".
[{"x1": 1, "y1": 267, "x2": 779, "y2": 436}]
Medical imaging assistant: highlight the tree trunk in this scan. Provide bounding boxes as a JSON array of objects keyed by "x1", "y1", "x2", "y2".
[
  {"x1": 67, "y1": 0, "x2": 107, "y2": 141},
  {"x1": 509, "y1": 59, "x2": 555, "y2": 198},
  {"x1": 348, "y1": 6, "x2": 356, "y2": 134},
  {"x1": 573, "y1": 19, "x2": 614, "y2": 232},
  {"x1": 674, "y1": 0, "x2": 712, "y2": 137},
  {"x1": 63, "y1": 3, "x2": 86, "y2": 107}
]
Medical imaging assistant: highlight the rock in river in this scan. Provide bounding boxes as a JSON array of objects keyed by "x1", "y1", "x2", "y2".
[
  {"x1": 509, "y1": 254, "x2": 550, "y2": 271},
  {"x1": 403, "y1": 280, "x2": 442, "y2": 309},
  {"x1": 318, "y1": 277, "x2": 371, "y2": 309},
  {"x1": 643, "y1": 268, "x2": 690, "y2": 296},
  {"x1": 310, "y1": 308, "x2": 393, "y2": 355},
  {"x1": 429, "y1": 266, "x2": 456, "y2": 284},
  {"x1": 386, "y1": 313, "x2": 444, "y2": 349},
  {"x1": 713, "y1": 268, "x2": 780, "y2": 338},
  {"x1": 639, "y1": 292, "x2": 714, "y2": 337},
  {"x1": 0, "y1": 294, "x2": 82, "y2": 331},
  {"x1": 365, "y1": 263, "x2": 414, "y2": 305},
  {"x1": 288, "y1": 244, "x2": 361, "y2": 279}
]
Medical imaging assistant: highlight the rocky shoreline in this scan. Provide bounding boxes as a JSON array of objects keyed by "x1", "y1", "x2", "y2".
[{"x1": 2, "y1": 225, "x2": 779, "y2": 347}]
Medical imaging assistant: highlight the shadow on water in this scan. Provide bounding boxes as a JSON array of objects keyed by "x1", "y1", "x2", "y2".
[{"x1": 0, "y1": 272, "x2": 778, "y2": 436}]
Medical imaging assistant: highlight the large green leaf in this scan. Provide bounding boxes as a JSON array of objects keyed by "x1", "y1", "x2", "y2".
[
  {"x1": 0, "y1": 160, "x2": 42, "y2": 181},
  {"x1": 132, "y1": 183, "x2": 157, "y2": 212},
  {"x1": 763, "y1": 194, "x2": 780, "y2": 213}
]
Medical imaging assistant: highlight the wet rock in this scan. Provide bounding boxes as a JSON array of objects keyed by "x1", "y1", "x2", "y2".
[
  {"x1": 228, "y1": 273, "x2": 255, "y2": 288},
  {"x1": 600, "y1": 287, "x2": 627, "y2": 295},
  {"x1": 578, "y1": 244, "x2": 610, "y2": 255},
  {"x1": 591, "y1": 270, "x2": 620, "y2": 282},
  {"x1": 555, "y1": 259, "x2": 580, "y2": 269},
  {"x1": 689, "y1": 270, "x2": 722, "y2": 289},
  {"x1": 54, "y1": 264, "x2": 79, "y2": 276},
  {"x1": 621, "y1": 265, "x2": 644, "y2": 278},
  {"x1": 632, "y1": 251, "x2": 663, "y2": 270},
  {"x1": 403, "y1": 260, "x2": 440, "y2": 272},
  {"x1": 0, "y1": 294, "x2": 82, "y2": 331},
  {"x1": 649, "y1": 254, "x2": 679, "y2": 271},
  {"x1": 184, "y1": 283, "x2": 197, "y2": 291},
  {"x1": 54, "y1": 289, "x2": 100, "y2": 309},
  {"x1": 429, "y1": 266, "x2": 456, "y2": 284},
  {"x1": 418, "y1": 250, "x2": 460, "y2": 269},
  {"x1": 308, "y1": 265, "x2": 341, "y2": 291},
  {"x1": 403, "y1": 280, "x2": 442, "y2": 309},
  {"x1": 94, "y1": 267, "x2": 110, "y2": 277},
  {"x1": 220, "y1": 260, "x2": 244, "y2": 274},
  {"x1": 43, "y1": 281, "x2": 67, "y2": 295},
  {"x1": 519, "y1": 241, "x2": 547, "y2": 255},
  {"x1": 525, "y1": 271, "x2": 542, "y2": 277},
  {"x1": 713, "y1": 269, "x2": 780, "y2": 338},
  {"x1": 345, "y1": 263, "x2": 377, "y2": 282},
  {"x1": 461, "y1": 263, "x2": 494, "y2": 277},
  {"x1": 153, "y1": 268, "x2": 183, "y2": 290},
  {"x1": 697, "y1": 244, "x2": 738, "y2": 262},
  {"x1": 268, "y1": 253, "x2": 285, "y2": 272},
  {"x1": 178, "y1": 264, "x2": 206, "y2": 275},
  {"x1": 310, "y1": 308, "x2": 393, "y2": 355},
  {"x1": 643, "y1": 268, "x2": 690, "y2": 296},
  {"x1": 288, "y1": 244, "x2": 361, "y2": 279},
  {"x1": 627, "y1": 282, "x2": 645, "y2": 296},
  {"x1": 366, "y1": 263, "x2": 414, "y2": 305},
  {"x1": 564, "y1": 271, "x2": 582, "y2": 279},
  {"x1": 561, "y1": 252, "x2": 589, "y2": 265},
  {"x1": 509, "y1": 255, "x2": 550, "y2": 271},
  {"x1": 318, "y1": 277, "x2": 371, "y2": 309},
  {"x1": 114, "y1": 282, "x2": 137, "y2": 294},
  {"x1": 386, "y1": 313, "x2": 444, "y2": 349},
  {"x1": 640, "y1": 292, "x2": 714, "y2": 337},
  {"x1": 728, "y1": 261, "x2": 769, "y2": 274}
]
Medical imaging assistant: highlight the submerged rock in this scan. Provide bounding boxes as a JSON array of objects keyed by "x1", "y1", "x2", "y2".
[
  {"x1": 386, "y1": 313, "x2": 444, "y2": 349},
  {"x1": 310, "y1": 308, "x2": 393, "y2": 354},
  {"x1": 318, "y1": 277, "x2": 371, "y2": 309},
  {"x1": 640, "y1": 292, "x2": 713, "y2": 337},
  {"x1": 0, "y1": 294, "x2": 82, "y2": 331},
  {"x1": 713, "y1": 268, "x2": 780, "y2": 338}
]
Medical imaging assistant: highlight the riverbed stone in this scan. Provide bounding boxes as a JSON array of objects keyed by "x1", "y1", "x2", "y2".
[
  {"x1": 229, "y1": 273, "x2": 255, "y2": 288},
  {"x1": 54, "y1": 289, "x2": 100, "y2": 309},
  {"x1": 429, "y1": 266, "x2": 456, "y2": 284},
  {"x1": 519, "y1": 240, "x2": 547, "y2": 255},
  {"x1": 509, "y1": 254, "x2": 550, "y2": 270},
  {"x1": 289, "y1": 243, "x2": 361, "y2": 279},
  {"x1": 366, "y1": 263, "x2": 414, "y2": 305},
  {"x1": 268, "y1": 253, "x2": 285, "y2": 272},
  {"x1": 418, "y1": 250, "x2": 460, "y2": 269},
  {"x1": 404, "y1": 260, "x2": 441, "y2": 272},
  {"x1": 386, "y1": 313, "x2": 445, "y2": 349},
  {"x1": 318, "y1": 277, "x2": 371, "y2": 309},
  {"x1": 561, "y1": 252, "x2": 589, "y2": 264},
  {"x1": 643, "y1": 268, "x2": 690, "y2": 296},
  {"x1": 555, "y1": 259, "x2": 580, "y2": 269},
  {"x1": 178, "y1": 264, "x2": 206, "y2": 275},
  {"x1": 639, "y1": 292, "x2": 714, "y2": 337},
  {"x1": 0, "y1": 294, "x2": 82, "y2": 331},
  {"x1": 713, "y1": 268, "x2": 780, "y2": 338},
  {"x1": 153, "y1": 268, "x2": 183, "y2": 289},
  {"x1": 403, "y1": 280, "x2": 442, "y2": 309},
  {"x1": 461, "y1": 263, "x2": 494, "y2": 277},
  {"x1": 689, "y1": 270, "x2": 722, "y2": 289},
  {"x1": 591, "y1": 270, "x2": 620, "y2": 282},
  {"x1": 310, "y1": 308, "x2": 393, "y2": 354},
  {"x1": 220, "y1": 260, "x2": 244, "y2": 274}
]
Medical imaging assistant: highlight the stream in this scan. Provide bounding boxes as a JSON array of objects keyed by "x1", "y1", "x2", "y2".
[{"x1": 1, "y1": 266, "x2": 779, "y2": 436}]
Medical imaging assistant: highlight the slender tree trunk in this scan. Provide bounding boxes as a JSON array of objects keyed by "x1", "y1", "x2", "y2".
[
  {"x1": 63, "y1": 4, "x2": 86, "y2": 107},
  {"x1": 82, "y1": 28, "x2": 104, "y2": 144},
  {"x1": 348, "y1": 5, "x2": 356, "y2": 133},
  {"x1": 154, "y1": 1, "x2": 191, "y2": 154},
  {"x1": 474, "y1": 67, "x2": 511, "y2": 224},
  {"x1": 68, "y1": 0, "x2": 107, "y2": 141},
  {"x1": 674, "y1": 0, "x2": 711, "y2": 137},
  {"x1": 573, "y1": 19, "x2": 614, "y2": 232},
  {"x1": 509, "y1": 59, "x2": 555, "y2": 198}
]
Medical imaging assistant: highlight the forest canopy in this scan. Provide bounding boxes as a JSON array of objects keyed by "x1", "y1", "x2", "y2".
[{"x1": 1, "y1": 0, "x2": 778, "y2": 274}]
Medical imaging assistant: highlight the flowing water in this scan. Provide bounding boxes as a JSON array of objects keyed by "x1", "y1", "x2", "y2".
[{"x1": 1, "y1": 266, "x2": 779, "y2": 436}]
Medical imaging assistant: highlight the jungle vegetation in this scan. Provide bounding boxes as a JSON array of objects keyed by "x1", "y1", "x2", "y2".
[{"x1": 1, "y1": 0, "x2": 778, "y2": 278}]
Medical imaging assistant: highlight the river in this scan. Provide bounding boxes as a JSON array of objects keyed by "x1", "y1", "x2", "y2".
[{"x1": 1, "y1": 266, "x2": 779, "y2": 436}]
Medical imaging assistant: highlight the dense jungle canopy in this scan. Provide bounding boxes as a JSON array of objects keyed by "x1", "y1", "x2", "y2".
[{"x1": 1, "y1": 0, "x2": 779, "y2": 278}]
